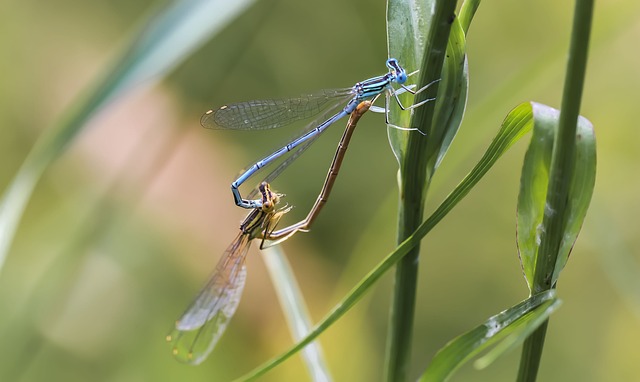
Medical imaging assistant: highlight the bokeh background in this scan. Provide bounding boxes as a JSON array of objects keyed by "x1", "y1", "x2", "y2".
[{"x1": 1, "y1": 0, "x2": 639, "y2": 381}]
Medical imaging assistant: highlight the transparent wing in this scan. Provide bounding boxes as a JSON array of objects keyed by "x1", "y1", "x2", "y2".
[
  {"x1": 245, "y1": 135, "x2": 320, "y2": 201},
  {"x1": 168, "y1": 233, "x2": 252, "y2": 365},
  {"x1": 244, "y1": 99, "x2": 346, "y2": 200},
  {"x1": 201, "y1": 88, "x2": 354, "y2": 130}
]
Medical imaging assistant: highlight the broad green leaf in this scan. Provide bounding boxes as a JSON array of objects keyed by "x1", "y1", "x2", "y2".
[
  {"x1": 419, "y1": 291, "x2": 560, "y2": 382},
  {"x1": 262, "y1": 246, "x2": 332, "y2": 382},
  {"x1": 517, "y1": 102, "x2": 596, "y2": 291},
  {"x1": 233, "y1": 100, "x2": 534, "y2": 382},
  {"x1": 386, "y1": 13, "x2": 468, "y2": 173},
  {"x1": 386, "y1": 0, "x2": 433, "y2": 163},
  {"x1": 387, "y1": 0, "x2": 431, "y2": 72},
  {"x1": 0, "y1": 0, "x2": 256, "y2": 274}
]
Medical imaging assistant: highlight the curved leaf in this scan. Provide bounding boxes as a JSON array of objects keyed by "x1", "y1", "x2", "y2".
[
  {"x1": 386, "y1": 0, "x2": 433, "y2": 164},
  {"x1": 387, "y1": 0, "x2": 432, "y2": 72},
  {"x1": 419, "y1": 291, "x2": 560, "y2": 382},
  {"x1": 0, "y1": 0, "x2": 256, "y2": 274},
  {"x1": 432, "y1": 19, "x2": 468, "y2": 170},
  {"x1": 386, "y1": 14, "x2": 468, "y2": 173},
  {"x1": 517, "y1": 102, "x2": 596, "y2": 290},
  {"x1": 459, "y1": 0, "x2": 482, "y2": 34}
]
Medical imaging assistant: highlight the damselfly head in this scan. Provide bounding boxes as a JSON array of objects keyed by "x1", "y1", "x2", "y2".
[
  {"x1": 258, "y1": 182, "x2": 280, "y2": 211},
  {"x1": 386, "y1": 58, "x2": 407, "y2": 84}
]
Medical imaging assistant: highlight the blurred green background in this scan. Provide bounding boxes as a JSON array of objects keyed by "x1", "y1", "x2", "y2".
[{"x1": 1, "y1": 0, "x2": 639, "y2": 381}]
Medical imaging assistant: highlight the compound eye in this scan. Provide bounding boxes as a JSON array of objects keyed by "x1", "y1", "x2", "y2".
[
  {"x1": 262, "y1": 200, "x2": 273, "y2": 211},
  {"x1": 386, "y1": 58, "x2": 407, "y2": 84}
]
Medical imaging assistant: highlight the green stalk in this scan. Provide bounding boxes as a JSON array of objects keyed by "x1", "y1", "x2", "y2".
[
  {"x1": 517, "y1": 0, "x2": 594, "y2": 380},
  {"x1": 384, "y1": 1, "x2": 458, "y2": 381}
]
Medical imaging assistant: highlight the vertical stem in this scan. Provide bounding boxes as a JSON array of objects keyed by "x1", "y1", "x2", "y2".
[
  {"x1": 384, "y1": 1, "x2": 457, "y2": 381},
  {"x1": 517, "y1": 0, "x2": 594, "y2": 380}
]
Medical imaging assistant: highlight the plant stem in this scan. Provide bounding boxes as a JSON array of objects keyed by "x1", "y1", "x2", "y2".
[
  {"x1": 517, "y1": 0, "x2": 594, "y2": 380},
  {"x1": 384, "y1": 1, "x2": 458, "y2": 381}
]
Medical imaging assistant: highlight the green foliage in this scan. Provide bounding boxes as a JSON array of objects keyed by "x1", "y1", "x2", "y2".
[
  {"x1": 234, "y1": 88, "x2": 544, "y2": 382},
  {"x1": 517, "y1": 103, "x2": 596, "y2": 291},
  {"x1": 385, "y1": 1, "x2": 465, "y2": 380},
  {"x1": 0, "y1": 0, "x2": 617, "y2": 381},
  {"x1": 419, "y1": 291, "x2": 560, "y2": 382},
  {"x1": 0, "y1": 0, "x2": 256, "y2": 273}
]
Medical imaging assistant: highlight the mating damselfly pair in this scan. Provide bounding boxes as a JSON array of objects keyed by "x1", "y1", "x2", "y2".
[{"x1": 168, "y1": 59, "x2": 437, "y2": 364}]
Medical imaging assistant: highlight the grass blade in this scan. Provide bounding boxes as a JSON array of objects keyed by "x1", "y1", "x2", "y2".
[
  {"x1": 262, "y1": 246, "x2": 332, "y2": 382},
  {"x1": 418, "y1": 291, "x2": 559, "y2": 382},
  {"x1": 0, "y1": 0, "x2": 256, "y2": 274}
]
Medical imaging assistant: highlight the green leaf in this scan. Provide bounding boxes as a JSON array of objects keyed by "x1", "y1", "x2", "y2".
[
  {"x1": 386, "y1": 10, "x2": 468, "y2": 173},
  {"x1": 233, "y1": 98, "x2": 535, "y2": 382},
  {"x1": 459, "y1": 0, "x2": 482, "y2": 34},
  {"x1": 0, "y1": 0, "x2": 256, "y2": 274},
  {"x1": 387, "y1": 0, "x2": 431, "y2": 72},
  {"x1": 419, "y1": 291, "x2": 560, "y2": 382},
  {"x1": 431, "y1": 18, "x2": 468, "y2": 171},
  {"x1": 386, "y1": 0, "x2": 433, "y2": 163},
  {"x1": 474, "y1": 298, "x2": 558, "y2": 369},
  {"x1": 517, "y1": 102, "x2": 596, "y2": 291}
]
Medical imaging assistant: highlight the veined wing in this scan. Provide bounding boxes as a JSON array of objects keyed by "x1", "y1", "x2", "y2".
[
  {"x1": 201, "y1": 88, "x2": 354, "y2": 130},
  {"x1": 245, "y1": 134, "x2": 321, "y2": 201},
  {"x1": 168, "y1": 233, "x2": 251, "y2": 365},
  {"x1": 244, "y1": 99, "x2": 346, "y2": 201}
]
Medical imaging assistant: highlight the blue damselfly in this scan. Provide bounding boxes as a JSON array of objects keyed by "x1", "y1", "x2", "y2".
[{"x1": 202, "y1": 59, "x2": 437, "y2": 209}]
